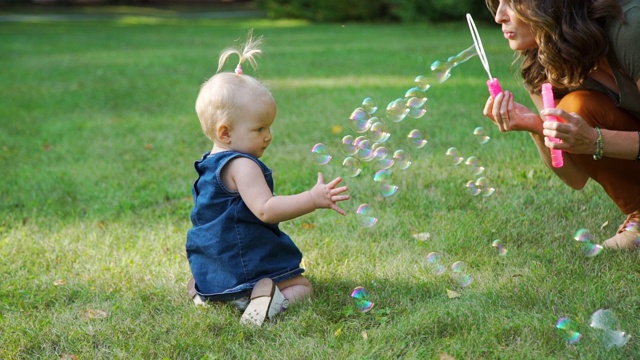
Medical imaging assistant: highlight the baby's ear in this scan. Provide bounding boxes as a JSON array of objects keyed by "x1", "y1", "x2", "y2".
[{"x1": 217, "y1": 124, "x2": 231, "y2": 143}]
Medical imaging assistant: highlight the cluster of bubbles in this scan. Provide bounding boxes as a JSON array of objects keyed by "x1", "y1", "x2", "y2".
[
  {"x1": 572, "y1": 222, "x2": 640, "y2": 257},
  {"x1": 430, "y1": 45, "x2": 477, "y2": 83},
  {"x1": 332, "y1": 46, "x2": 632, "y2": 350},
  {"x1": 556, "y1": 309, "x2": 630, "y2": 348},
  {"x1": 312, "y1": 44, "x2": 498, "y2": 230},
  {"x1": 311, "y1": 77, "x2": 430, "y2": 228},
  {"x1": 555, "y1": 229, "x2": 635, "y2": 347},
  {"x1": 333, "y1": 44, "x2": 500, "y2": 313},
  {"x1": 445, "y1": 136, "x2": 495, "y2": 197},
  {"x1": 425, "y1": 252, "x2": 474, "y2": 287},
  {"x1": 433, "y1": 45, "x2": 497, "y2": 198}
]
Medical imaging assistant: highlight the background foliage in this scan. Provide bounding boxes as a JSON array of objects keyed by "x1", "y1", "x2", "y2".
[
  {"x1": 2, "y1": 0, "x2": 494, "y2": 22},
  {"x1": 256, "y1": 0, "x2": 492, "y2": 22}
]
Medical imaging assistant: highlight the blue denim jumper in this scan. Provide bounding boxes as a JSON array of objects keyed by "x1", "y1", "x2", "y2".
[{"x1": 186, "y1": 151, "x2": 304, "y2": 301}]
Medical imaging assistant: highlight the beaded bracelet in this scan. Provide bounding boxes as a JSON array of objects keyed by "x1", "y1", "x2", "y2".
[{"x1": 593, "y1": 126, "x2": 603, "y2": 160}]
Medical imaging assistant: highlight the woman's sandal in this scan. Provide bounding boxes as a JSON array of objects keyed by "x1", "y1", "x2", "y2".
[{"x1": 603, "y1": 212, "x2": 640, "y2": 250}]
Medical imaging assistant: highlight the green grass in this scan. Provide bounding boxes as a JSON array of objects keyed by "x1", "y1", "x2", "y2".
[{"x1": 1, "y1": 9, "x2": 639, "y2": 359}]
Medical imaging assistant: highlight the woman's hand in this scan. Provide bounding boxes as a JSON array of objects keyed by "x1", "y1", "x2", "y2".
[
  {"x1": 483, "y1": 91, "x2": 542, "y2": 133},
  {"x1": 540, "y1": 108, "x2": 597, "y2": 155}
]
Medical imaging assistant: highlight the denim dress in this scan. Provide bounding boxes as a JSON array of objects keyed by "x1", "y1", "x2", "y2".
[{"x1": 186, "y1": 151, "x2": 304, "y2": 301}]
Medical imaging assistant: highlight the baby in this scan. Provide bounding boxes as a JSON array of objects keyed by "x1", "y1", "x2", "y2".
[{"x1": 186, "y1": 32, "x2": 350, "y2": 326}]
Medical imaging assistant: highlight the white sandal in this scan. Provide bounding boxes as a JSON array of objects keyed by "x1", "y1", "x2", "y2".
[{"x1": 240, "y1": 278, "x2": 289, "y2": 326}]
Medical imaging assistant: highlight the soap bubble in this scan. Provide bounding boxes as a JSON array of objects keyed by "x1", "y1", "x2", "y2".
[
  {"x1": 372, "y1": 145, "x2": 389, "y2": 160},
  {"x1": 430, "y1": 45, "x2": 476, "y2": 84},
  {"x1": 473, "y1": 126, "x2": 490, "y2": 144},
  {"x1": 414, "y1": 75, "x2": 431, "y2": 91},
  {"x1": 379, "y1": 183, "x2": 399, "y2": 197},
  {"x1": 351, "y1": 286, "x2": 374, "y2": 313},
  {"x1": 407, "y1": 129, "x2": 427, "y2": 149},
  {"x1": 465, "y1": 156, "x2": 485, "y2": 176},
  {"x1": 392, "y1": 149, "x2": 412, "y2": 170},
  {"x1": 372, "y1": 146, "x2": 394, "y2": 169},
  {"x1": 446, "y1": 147, "x2": 464, "y2": 165},
  {"x1": 492, "y1": 239, "x2": 508, "y2": 256},
  {"x1": 589, "y1": 309, "x2": 631, "y2": 349},
  {"x1": 355, "y1": 138, "x2": 374, "y2": 161},
  {"x1": 621, "y1": 221, "x2": 640, "y2": 245},
  {"x1": 465, "y1": 180, "x2": 481, "y2": 196},
  {"x1": 475, "y1": 177, "x2": 496, "y2": 197},
  {"x1": 311, "y1": 143, "x2": 332, "y2": 165},
  {"x1": 369, "y1": 120, "x2": 390, "y2": 143},
  {"x1": 556, "y1": 316, "x2": 582, "y2": 344},
  {"x1": 574, "y1": 228, "x2": 595, "y2": 242},
  {"x1": 386, "y1": 98, "x2": 409, "y2": 122},
  {"x1": 430, "y1": 60, "x2": 452, "y2": 83},
  {"x1": 623, "y1": 221, "x2": 640, "y2": 232},
  {"x1": 373, "y1": 169, "x2": 392, "y2": 182},
  {"x1": 356, "y1": 204, "x2": 377, "y2": 227},
  {"x1": 406, "y1": 97, "x2": 427, "y2": 119},
  {"x1": 405, "y1": 87, "x2": 426, "y2": 99},
  {"x1": 361, "y1": 97, "x2": 378, "y2": 115},
  {"x1": 373, "y1": 169, "x2": 398, "y2": 197},
  {"x1": 573, "y1": 228, "x2": 603, "y2": 257},
  {"x1": 447, "y1": 45, "x2": 476, "y2": 67},
  {"x1": 406, "y1": 96, "x2": 427, "y2": 109},
  {"x1": 341, "y1": 135, "x2": 358, "y2": 155},
  {"x1": 342, "y1": 157, "x2": 362, "y2": 177},
  {"x1": 349, "y1": 107, "x2": 372, "y2": 133},
  {"x1": 451, "y1": 261, "x2": 473, "y2": 287},
  {"x1": 426, "y1": 252, "x2": 446, "y2": 275}
]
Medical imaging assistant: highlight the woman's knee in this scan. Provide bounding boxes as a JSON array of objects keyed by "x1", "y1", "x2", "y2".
[
  {"x1": 558, "y1": 90, "x2": 611, "y2": 127},
  {"x1": 558, "y1": 90, "x2": 637, "y2": 130}
]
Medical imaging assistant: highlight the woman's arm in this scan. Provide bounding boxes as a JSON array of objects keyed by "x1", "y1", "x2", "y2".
[
  {"x1": 540, "y1": 77, "x2": 640, "y2": 160},
  {"x1": 542, "y1": 108, "x2": 640, "y2": 161},
  {"x1": 483, "y1": 90, "x2": 589, "y2": 189}
]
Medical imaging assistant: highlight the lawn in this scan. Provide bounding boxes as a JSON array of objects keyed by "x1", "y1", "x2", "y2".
[{"x1": 0, "y1": 7, "x2": 638, "y2": 359}]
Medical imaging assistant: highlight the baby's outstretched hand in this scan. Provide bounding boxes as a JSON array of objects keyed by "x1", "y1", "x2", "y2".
[{"x1": 309, "y1": 172, "x2": 350, "y2": 215}]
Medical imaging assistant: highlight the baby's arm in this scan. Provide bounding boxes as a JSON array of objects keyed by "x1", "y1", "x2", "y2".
[{"x1": 225, "y1": 157, "x2": 350, "y2": 224}]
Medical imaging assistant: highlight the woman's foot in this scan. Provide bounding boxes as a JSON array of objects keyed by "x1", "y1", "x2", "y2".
[{"x1": 603, "y1": 211, "x2": 640, "y2": 250}]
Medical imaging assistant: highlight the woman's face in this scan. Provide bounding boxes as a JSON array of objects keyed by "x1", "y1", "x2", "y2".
[{"x1": 494, "y1": 0, "x2": 537, "y2": 51}]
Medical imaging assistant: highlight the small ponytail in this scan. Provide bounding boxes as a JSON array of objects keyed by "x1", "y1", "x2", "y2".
[{"x1": 217, "y1": 30, "x2": 263, "y2": 75}]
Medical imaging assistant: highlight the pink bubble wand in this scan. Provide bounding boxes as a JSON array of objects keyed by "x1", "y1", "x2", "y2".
[
  {"x1": 466, "y1": 13, "x2": 502, "y2": 97},
  {"x1": 541, "y1": 83, "x2": 564, "y2": 168}
]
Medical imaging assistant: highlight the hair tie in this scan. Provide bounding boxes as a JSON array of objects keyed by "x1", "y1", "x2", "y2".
[{"x1": 235, "y1": 63, "x2": 243, "y2": 75}]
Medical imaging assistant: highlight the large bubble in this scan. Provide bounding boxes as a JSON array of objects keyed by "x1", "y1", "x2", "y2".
[{"x1": 311, "y1": 143, "x2": 332, "y2": 165}]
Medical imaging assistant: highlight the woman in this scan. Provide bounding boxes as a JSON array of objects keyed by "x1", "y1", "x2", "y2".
[{"x1": 483, "y1": 0, "x2": 640, "y2": 248}]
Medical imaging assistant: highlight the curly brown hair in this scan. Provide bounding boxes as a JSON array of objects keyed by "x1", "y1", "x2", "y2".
[{"x1": 485, "y1": 0, "x2": 623, "y2": 96}]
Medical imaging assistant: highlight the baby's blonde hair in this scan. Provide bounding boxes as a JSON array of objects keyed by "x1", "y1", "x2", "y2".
[{"x1": 195, "y1": 31, "x2": 274, "y2": 142}]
